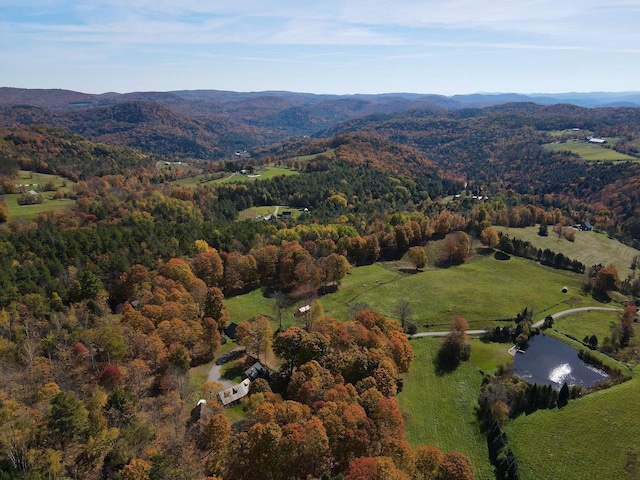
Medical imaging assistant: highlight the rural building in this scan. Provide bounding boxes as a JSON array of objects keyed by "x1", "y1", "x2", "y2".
[
  {"x1": 189, "y1": 399, "x2": 213, "y2": 423},
  {"x1": 244, "y1": 362, "x2": 269, "y2": 382},
  {"x1": 579, "y1": 221, "x2": 593, "y2": 231},
  {"x1": 218, "y1": 379, "x2": 251, "y2": 406},
  {"x1": 224, "y1": 322, "x2": 238, "y2": 340},
  {"x1": 294, "y1": 305, "x2": 310, "y2": 318},
  {"x1": 588, "y1": 137, "x2": 607, "y2": 144}
]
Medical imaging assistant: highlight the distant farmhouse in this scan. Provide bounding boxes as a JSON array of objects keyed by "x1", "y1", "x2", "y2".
[{"x1": 587, "y1": 136, "x2": 607, "y2": 144}]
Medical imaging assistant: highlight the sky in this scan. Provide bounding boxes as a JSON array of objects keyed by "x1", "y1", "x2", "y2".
[{"x1": 2, "y1": 0, "x2": 640, "y2": 96}]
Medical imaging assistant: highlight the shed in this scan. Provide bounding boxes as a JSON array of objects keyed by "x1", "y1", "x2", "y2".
[
  {"x1": 224, "y1": 322, "x2": 238, "y2": 340},
  {"x1": 294, "y1": 305, "x2": 310, "y2": 318}
]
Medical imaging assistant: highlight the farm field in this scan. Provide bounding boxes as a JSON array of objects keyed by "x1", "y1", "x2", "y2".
[
  {"x1": 170, "y1": 165, "x2": 300, "y2": 187},
  {"x1": 225, "y1": 255, "x2": 606, "y2": 335},
  {"x1": 506, "y1": 365, "x2": 640, "y2": 480},
  {"x1": 237, "y1": 205, "x2": 301, "y2": 221},
  {"x1": 4, "y1": 171, "x2": 76, "y2": 220},
  {"x1": 544, "y1": 139, "x2": 637, "y2": 161},
  {"x1": 496, "y1": 225, "x2": 640, "y2": 279},
  {"x1": 398, "y1": 337, "x2": 508, "y2": 479},
  {"x1": 551, "y1": 309, "x2": 620, "y2": 345},
  {"x1": 350, "y1": 256, "x2": 601, "y2": 331}
]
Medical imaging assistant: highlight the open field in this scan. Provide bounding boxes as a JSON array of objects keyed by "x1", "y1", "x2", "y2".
[
  {"x1": 289, "y1": 148, "x2": 336, "y2": 163},
  {"x1": 225, "y1": 255, "x2": 606, "y2": 334},
  {"x1": 544, "y1": 140, "x2": 637, "y2": 161},
  {"x1": 227, "y1": 256, "x2": 599, "y2": 331},
  {"x1": 5, "y1": 196, "x2": 76, "y2": 221},
  {"x1": 506, "y1": 364, "x2": 640, "y2": 480},
  {"x1": 350, "y1": 256, "x2": 601, "y2": 331},
  {"x1": 222, "y1": 258, "x2": 632, "y2": 479},
  {"x1": 237, "y1": 205, "x2": 301, "y2": 221},
  {"x1": 170, "y1": 165, "x2": 300, "y2": 187},
  {"x1": 15, "y1": 170, "x2": 75, "y2": 190},
  {"x1": 3, "y1": 171, "x2": 77, "y2": 221},
  {"x1": 399, "y1": 337, "x2": 508, "y2": 479},
  {"x1": 496, "y1": 225, "x2": 640, "y2": 279},
  {"x1": 551, "y1": 309, "x2": 619, "y2": 345}
]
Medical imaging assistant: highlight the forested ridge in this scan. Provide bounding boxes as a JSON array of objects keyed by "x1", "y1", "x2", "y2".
[{"x1": 1, "y1": 89, "x2": 640, "y2": 479}]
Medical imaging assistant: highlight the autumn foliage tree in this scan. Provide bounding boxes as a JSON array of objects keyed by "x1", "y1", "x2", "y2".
[
  {"x1": 406, "y1": 246, "x2": 428, "y2": 270},
  {"x1": 436, "y1": 316, "x2": 470, "y2": 372},
  {"x1": 442, "y1": 231, "x2": 470, "y2": 265},
  {"x1": 480, "y1": 226, "x2": 499, "y2": 250}
]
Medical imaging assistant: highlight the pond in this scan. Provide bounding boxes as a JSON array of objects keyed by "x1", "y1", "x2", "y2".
[{"x1": 511, "y1": 334, "x2": 609, "y2": 389}]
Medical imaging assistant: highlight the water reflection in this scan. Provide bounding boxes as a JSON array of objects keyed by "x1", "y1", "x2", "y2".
[{"x1": 511, "y1": 334, "x2": 609, "y2": 389}]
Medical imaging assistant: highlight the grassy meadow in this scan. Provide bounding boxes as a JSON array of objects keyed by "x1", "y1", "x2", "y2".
[
  {"x1": 399, "y1": 337, "x2": 512, "y2": 479},
  {"x1": 351, "y1": 255, "x2": 599, "y2": 331},
  {"x1": 551, "y1": 309, "x2": 620, "y2": 344},
  {"x1": 506, "y1": 365, "x2": 640, "y2": 480},
  {"x1": 225, "y1": 255, "x2": 605, "y2": 333},
  {"x1": 4, "y1": 171, "x2": 76, "y2": 221},
  {"x1": 237, "y1": 205, "x2": 302, "y2": 221},
  {"x1": 170, "y1": 165, "x2": 300, "y2": 188},
  {"x1": 496, "y1": 225, "x2": 640, "y2": 279},
  {"x1": 544, "y1": 140, "x2": 637, "y2": 161}
]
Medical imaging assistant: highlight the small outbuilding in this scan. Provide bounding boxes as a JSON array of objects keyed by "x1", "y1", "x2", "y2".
[
  {"x1": 224, "y1": 322, "x2": 238, "y2": 340},
  {"x1": 244, "y1": 362, "x2": 269, "y2": 382}
]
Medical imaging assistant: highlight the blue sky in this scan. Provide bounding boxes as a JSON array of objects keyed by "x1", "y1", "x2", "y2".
[{"x1": 2, "y1": 0, "x2": 640, "y2": 95}]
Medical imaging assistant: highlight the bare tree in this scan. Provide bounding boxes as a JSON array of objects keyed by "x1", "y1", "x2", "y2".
[{"x1": 395, "y1": 299, "x2": 412, "y2": 331}]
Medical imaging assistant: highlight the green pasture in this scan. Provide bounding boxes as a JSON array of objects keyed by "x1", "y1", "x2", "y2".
[
  {"x1": 237, "y1": 205, "x2": 301, "y2": 221},
  {"x1": 5, "y1": 196, "x2": 76, "y2": 221},
  {"x1": 4, "y1": 171, "x2": 77, "y2": 221},
  {"x1": 399, "y1": 337, "x2": 509, "y2": 479},
  {"x1": 225, "y1": 263, "x2": 403, "y2": 331},
  {"x1": 544, "y1": 140, "x2": 637, "y2": 161},
  {"x1": 225, "y1": 255, "x2": 604, "y2": 334},
  {"x1": 171, "y1": 165, "x2": 300, "y2": 188},
  {"x1": 15, "y1": 170, "x2": 75, "y2": 191},
  {"x1": 350, "y1": 256, "x2": 599, "y2": 331},
  {"x1": 506, "y1": 364, "x2": 640, "y2": 480},
  {"x1": 496, "y1": 225, "x2": 640, "y2": 279},
  {"x1": 551, "y1": 309, "x2": 620, "y2": 345},
  {"x1": 289, "y1": 148, "x2": 336, "y2": 163},
  {"x1": 546, "y1": 129, "x2": 592, "y2": 139}
]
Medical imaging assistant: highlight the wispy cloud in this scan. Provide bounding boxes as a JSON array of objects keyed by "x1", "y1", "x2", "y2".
[{"x1": 2, "y1": 0, "x2": 640, "y2": 94}]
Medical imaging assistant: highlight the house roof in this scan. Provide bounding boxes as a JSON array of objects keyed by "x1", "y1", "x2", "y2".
[
  {"x1": 218, "y1": 379, "x2": 251, "y2": 406},
  {"x1": 244, "y1": 362, "x2": 268, "y2": 381},
  {"x1": 224, "y1": 322, "x2": 238, "y2": 339}
]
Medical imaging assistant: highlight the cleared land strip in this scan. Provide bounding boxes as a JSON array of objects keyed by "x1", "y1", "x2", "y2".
[{"x1": 410, "y1": 306, "x2": 622, "y2": 338}]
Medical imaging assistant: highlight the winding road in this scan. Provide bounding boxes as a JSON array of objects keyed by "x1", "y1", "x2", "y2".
[{"x1": 410, "y1": 306, "x2": 622, "y2": 339}]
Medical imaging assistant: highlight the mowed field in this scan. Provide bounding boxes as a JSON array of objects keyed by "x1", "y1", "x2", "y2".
[
  {"x1": 551, "y1": 309, "x2": 620, "y2": 344},
  {"x1": 4, "y1": 171, "x2": 76, "y2": 221},
  {"x1": 496, "y1": 225, "x2": 640, "y2": 279},
  {"x1": 506, "y1": 365, "x2": 640, "y2": 480},
  {"x1": 398, "y1": 337, "x2": 510, "y2": 480},
  {"x1": 226, "y1": 254, "x2": 606, "y2": 335},
  {"x1": 351, "y1": 256, "x2": 600, "y2": 331},
  {"x1": 170, "y1": 165, "x2": 299, "y2": 187},
  {"x1": 544, "y1": 140, "x2": 638, "y2": 161}
]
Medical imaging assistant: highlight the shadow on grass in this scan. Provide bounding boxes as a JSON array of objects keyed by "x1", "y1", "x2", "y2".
[
  {"x1": 398, "y1": 268, "x2": 421, "y2": 274},
  {"x1": 433, "y1": 350, "x2": 462, "y2": 375},
  {"x1": 494, "y1": 251, "x2": 511, "y2": 261}
]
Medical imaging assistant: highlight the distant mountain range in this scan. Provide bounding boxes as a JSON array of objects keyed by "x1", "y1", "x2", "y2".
[
  {"x1": 1, "y1": 87, "x2": 639, "y2": 160},
  {"x1": 2, "y1": 87, "x2": 639, "y2": 110}
]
